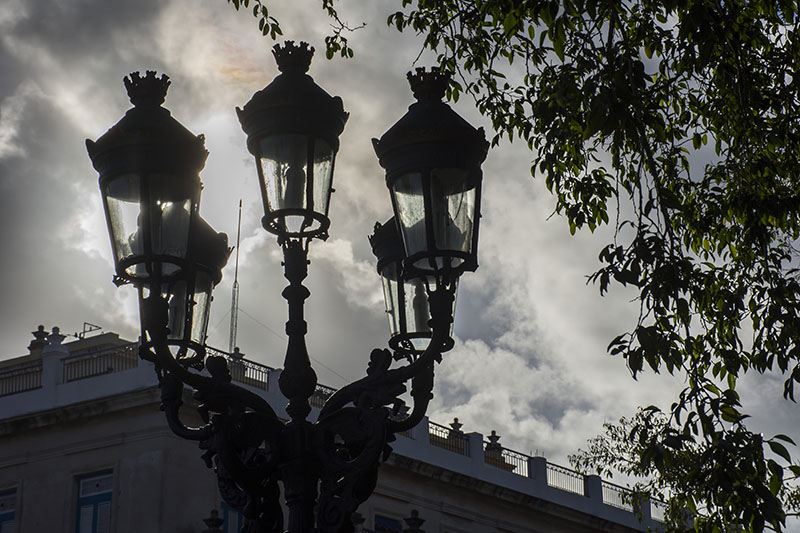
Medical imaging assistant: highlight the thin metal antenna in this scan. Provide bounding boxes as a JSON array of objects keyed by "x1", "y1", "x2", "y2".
[
  {"x1": 75, "y1": 322, "x2": 102, "y2": 339},
  {"x1": 228, "y1": 200, "x2": 243, "y2": 354}
]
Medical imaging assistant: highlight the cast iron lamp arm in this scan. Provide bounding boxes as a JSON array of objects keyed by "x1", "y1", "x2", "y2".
[
  {"x1": 142, "y1": 292, "x2": 286, "y2": 531},
  {"x1": 140, "y1": 293, "x2": 282, "y2": 427},
  {"x1": 159, "y1": 373, "x2": 214, "y2": 441},
  {"x1": 309, "y1": 284, "x2": 455, "y2": 533},
  {"x1": 386, "y1": 363, "x2": 434, "y2": 434},
  {"x1": 317, "y1": 283, "x2": 455, "y2": 424},
  {"x1": 384, "y1": 284, "x2": 454, "y2": 433},
  {"x1": 138, "y1": 295, "x2": 214, "y2": 441}
]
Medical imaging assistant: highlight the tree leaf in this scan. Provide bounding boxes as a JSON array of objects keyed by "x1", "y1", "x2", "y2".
[{"x1": 768, "y1": 440, "x2": 792, "y2": 463}]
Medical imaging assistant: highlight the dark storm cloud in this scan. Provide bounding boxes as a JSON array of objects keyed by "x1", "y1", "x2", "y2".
[
  {"x1": 0, "y1": 78, "x2": 139, "y2": 354},
  {"x1": 0, "y1": 49, "x2": 25, "y2": 99},
  {"x1": 8, "y1": 0, "x2": 164, "y2": 59},
  {"x1": 0, "y1": 0, "x2": 170, "y2": 354}
]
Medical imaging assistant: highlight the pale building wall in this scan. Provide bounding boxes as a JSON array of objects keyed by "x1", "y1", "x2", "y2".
[
  {"x1": 0, "y1": 330, "x2": 663, "y2": 532},
  {"x1": 0, "y1": 386, "x2": 220, "y2": 532}
]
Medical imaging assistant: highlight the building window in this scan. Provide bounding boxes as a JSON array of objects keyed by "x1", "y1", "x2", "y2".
[
  {"x1": 221, "y1": 501, "x2": 243, "y2": 533},
  {"x1": 0, "y1": 490, "x2": 16, "y2": 533},
  {"x1": 76, "y1": 472, "x2": 113, "y2": 533},
  {"x1": 374, "y1": 514, "x2": 403, "y2": 533}
]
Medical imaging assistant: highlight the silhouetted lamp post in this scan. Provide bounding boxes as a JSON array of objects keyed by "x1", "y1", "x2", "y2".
[
  {"x1": 87, "y1": 41, "x2": 488, "y2": 533},
  {"x1": 86, "y1": 72, "x2": 229, "y2": 367}
]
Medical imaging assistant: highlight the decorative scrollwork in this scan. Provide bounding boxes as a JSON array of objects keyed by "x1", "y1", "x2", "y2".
[
  {"x1": 143, "y1": 245, "x2": 456, "y2": 532},
  {"x1": 315, "y1": 406, "x2": 389, "y2": 533}
]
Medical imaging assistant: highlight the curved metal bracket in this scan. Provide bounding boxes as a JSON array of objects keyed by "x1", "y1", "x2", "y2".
[
  {"x1": 136, "y1": 258, "x2": 458, "y2": 533},
  {"x1": 160, "y1": 372, "x2": 214, "y2": 441},
  {"x1": 142, "y1": 294, "x2": 287, "y2": 530},
  {"x1": 319, "y1": 284, "x2": 454, "y2": 425},
  {"x1": 314, "y1": 406, "x2": 389, "y2": 533}
]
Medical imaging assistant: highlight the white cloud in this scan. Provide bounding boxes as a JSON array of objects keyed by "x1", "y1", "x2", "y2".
[
  {"x1": 0, "y1": 0, "x2": 28, "y2": 30},
  {"x1": 0, "y1": 80, "x2": 40, "y2": 160},
  {"x1": 309, "y1": 238, "x2": 384, "y2": 310}
]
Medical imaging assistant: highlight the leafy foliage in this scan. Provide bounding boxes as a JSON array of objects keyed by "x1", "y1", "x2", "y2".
[
  {"x1": 226, "y1": 0, "x2": 361, "y2": 58},
  {"x1": 225, "y1": 0, "x2": 283, "y2": 39},
  {"x1": 230, "y1": 0, "x2": 800, "y2": 530},
  {"x1": 571, "y1": 408, "x2": 800, "y2": 531}
]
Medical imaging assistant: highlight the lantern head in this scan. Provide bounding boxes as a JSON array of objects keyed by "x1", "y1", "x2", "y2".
[
  {"x1": 372, "y1": 68, "x2": 489, "y2": 281},
  {"x1": 237, "y1": 41, "x2": 349, "y2": 241},
  {"x1": 370, "y1": 218, "x2": 456, "y2": 359},
  {"x1": 156, "y1": 216, "x2": 230, "y2": 366},
  {"x1": 87, "y1": 71, "x2": 207, "y2": 286}
]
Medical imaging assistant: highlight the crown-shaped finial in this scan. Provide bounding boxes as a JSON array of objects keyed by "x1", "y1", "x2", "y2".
[
  {"x1": 272, "y1": 41, "x2": 314, "y2": 74},
  {"x1": 407, "y1": 67, "x2": 450, "y2": 102},
  {"x1": 124, "y1": 71, "x2": 170, "y2": 107}
]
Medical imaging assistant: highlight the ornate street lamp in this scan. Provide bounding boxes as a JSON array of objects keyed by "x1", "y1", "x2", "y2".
[
  {"x1": 87, "y1": 71, "x2": 207, "y2": 284},
  {"x1": 87, "y1": 72, "x2": 230, "y2": 368},
  {"x1": 373, "y1": 67, "x2": 489, "y2": 282},
  {"x1": 370, "y1": 217, "x2": 457, "y2": 359},
  {"x1": 237, "y1": 41, "x2": 348, "y2": 241},
  {"x1": 88, "y1": 43, "x2": 487, "y2": 533},
  {"x1": 236, "y1": 41, "x2": 349, "y2": 433}
]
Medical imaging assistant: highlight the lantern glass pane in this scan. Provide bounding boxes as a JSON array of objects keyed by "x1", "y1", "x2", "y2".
[
  {"x1": 167, "y1": 280, "x2": 188, "y2": 341},
  {"x1": 259, "y1": 134, "x2": 307, "y2": 213},
  {"x1": 104, "y1": 173, "x2": 194, "y2": 279},
  {"x1": 149, "y1": 197, "x2": 191, "y2": 276},
  {"x1": 379, "y1": 262, "x2": 433, "y2": 343},
  {"x1": 189, "y1": 270, "x2": 214, "y2": 345},
  {"x1": 165, "y1": 271, "x2": 213, "y2": 347},
  {"x1": 379, "y1": 262, "x2": 460, "y2": 353},
  {"x1": 391, "y1": 172, "x2": 426, "y2": 259},
  {"x1": 392, "y1": 169, "x2": 476, "y2": 271},
  {"x1": 258, "y1": 135, "x2": 335, "y2": 235},
  {"x1": 140, "y1": 281, "x2": 182, "y2": 343},
  {"x1": 104, "y1": 174, "x2": 142, "y2": 268},
  {"x1": 312, "y1": 138, "x2": 334, "y2": 216},
  {"x1": 380, "y1": 262, "x2": 402, "y2": 337},
  {"x1": 431, "y1": 168, "x2": 475, "y2": 258},
  {"x1": 404, "y1": 277, "x2": 433, "y2": 344}
]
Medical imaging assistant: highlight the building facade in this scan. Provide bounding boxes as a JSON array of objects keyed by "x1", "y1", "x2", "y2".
[{"x1": 0, "y1": 327, "x2": 664, "y2": 532}]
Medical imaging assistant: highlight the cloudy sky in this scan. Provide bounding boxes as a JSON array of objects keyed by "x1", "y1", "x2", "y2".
[{"x1": 1, "y1": 0, "x2": 797, "y2": 497}]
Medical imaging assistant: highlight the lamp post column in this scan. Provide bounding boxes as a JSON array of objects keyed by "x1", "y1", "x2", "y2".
[
  {"x1": 280, "y1": 431, "x2": 318, "y2": 533},
  {"x1": 236, "y1": 40, "x2": 348, "y2": 533},
  {"x1": 278, "y1": 240, "x2": 319, "y2": 533},
  {"x1": 279, "y1": 240, "x2": 317, "y2": 423}
]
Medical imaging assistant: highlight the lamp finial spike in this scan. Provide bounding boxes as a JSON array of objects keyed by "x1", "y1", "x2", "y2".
[
  {"x1": 407, "y1": 67, "x2": 450, "y2": 102},
  {"x1": 272, "y1": 41, "x2": 314, "y2": 74},
  {"x1": 124, "y1": 71, "x2": 170, "y2": 107}
]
